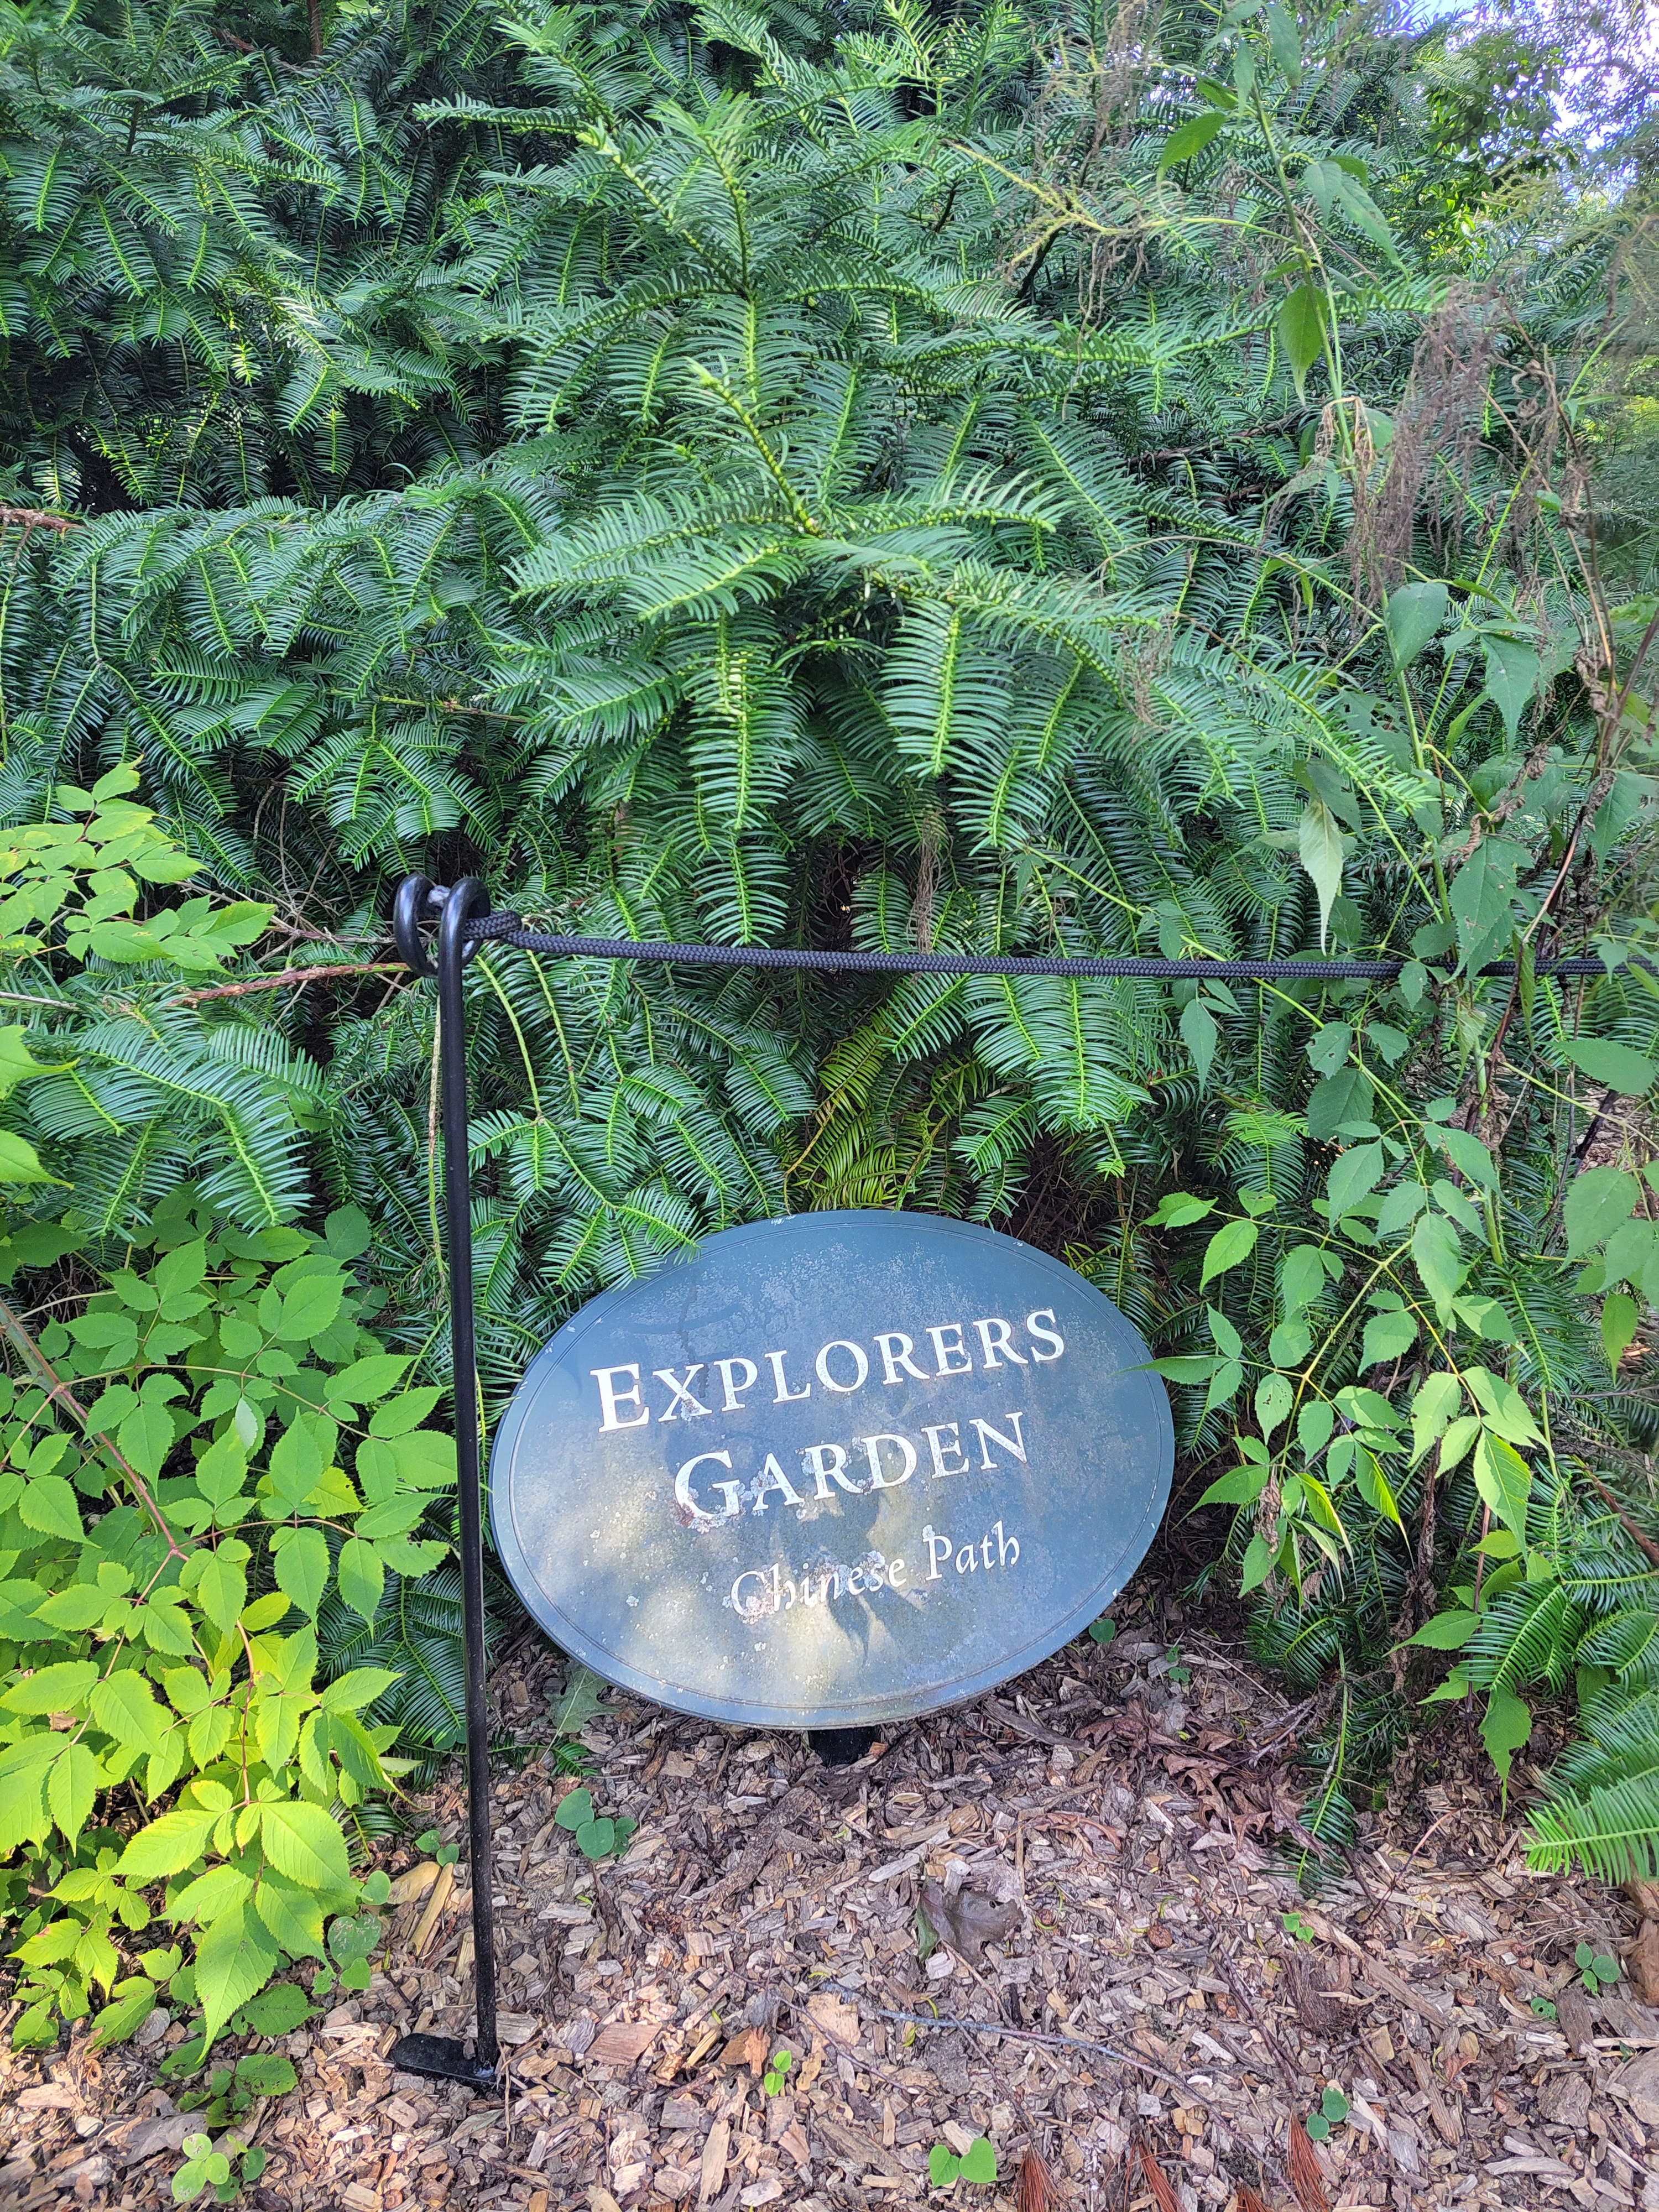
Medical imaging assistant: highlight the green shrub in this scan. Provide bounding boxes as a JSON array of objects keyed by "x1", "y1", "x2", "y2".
[{"x1": 0, "y1": 780, "x2": 455, "y2": 2053}]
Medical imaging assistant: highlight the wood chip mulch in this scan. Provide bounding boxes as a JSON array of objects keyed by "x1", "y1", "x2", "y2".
[{"x1": 6, "y1": 1573, "x2": 1659, "y2": 2212}]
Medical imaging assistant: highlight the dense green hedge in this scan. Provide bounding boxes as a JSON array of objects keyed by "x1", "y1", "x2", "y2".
[{"x1": 0, "y1": 0, "x2": 1656, "y2": 2094}]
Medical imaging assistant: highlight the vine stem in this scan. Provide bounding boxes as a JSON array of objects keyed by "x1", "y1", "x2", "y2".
[
  {"x1": 1583, "y1": 1472, "x2": 1659, "y2": 1572},
  {"x1": 0, "y1": 1291, "x2": 183, "y2": 1557},
  {"x1": 171, "y1": 962, "x2": 404, "y2": 1005}
]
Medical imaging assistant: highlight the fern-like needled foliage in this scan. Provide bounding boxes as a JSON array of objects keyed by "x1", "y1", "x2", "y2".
[{"x1": 0, "y1": 0, "x2": 1655, "y2": 1890}]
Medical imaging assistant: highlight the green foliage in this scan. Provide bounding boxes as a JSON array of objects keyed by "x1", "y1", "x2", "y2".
[
  {"x1": 173, "y1": 2130, "x2": 267, "y2": 2205},
  {"x1": 929, "y1": 2137, "x2": 997, "y2": 2187},
  {"x1": 1575, "y1": 1939, "x2": 1619, "y2": 1993},
  {"x1": 553, "y1": 1785, "x2": 637, "y2": 1861},
  {"x1": 0, "y1": 806, "x2": 457, "y2": 2052},
  {"x1": 0, "y1": 0, "x2": 1652, "y2": 1919},
  {"x1": 762, "y1": 2046, "x2": 792, "y2": 2095},
  {"x1": 1305, "y1": 2085, "x2": 1350, "y2": 2142}
]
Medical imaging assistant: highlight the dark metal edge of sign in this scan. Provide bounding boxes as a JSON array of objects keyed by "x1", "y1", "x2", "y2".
[{"x1": 487, "y1": 1209, "x2": 1173, "y2": 1731}]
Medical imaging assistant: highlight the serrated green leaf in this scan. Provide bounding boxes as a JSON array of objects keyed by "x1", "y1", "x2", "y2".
[
  {"x1": 194, "y1": 1899, "x2": 279, "y2": 2048},
  {"x1": 336, "y1": 1538, "x2": 384, "y2": 1621},
  {"x1": 1565, "y1": 1167, "x2": 1639, "y2": 1258},
  {"x1": 1297, "y1": 797, "x2": 1345, "y2": 947},
  {"x1": 1158, "y1": 111, "x2": 1226, "y2": 168},
  {"x1": 273, "y1": 1526, "x2": 330, "y2": 1616},
  {"x1": 259, "y1": 1801, "x2": 352, "y2": 1892},
  {"x1": 1563, "y1": 1036, "x2": 1656, "y2": 1094},
  {"x1": 1278, "y1": 283, "x2": 1327, "y2": 399},
  {"x1": 1200, "y1": 1216, "x2": 1258, "y2": 1287}
]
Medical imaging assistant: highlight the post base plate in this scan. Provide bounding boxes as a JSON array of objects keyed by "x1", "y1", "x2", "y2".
[{"x1": 387, "y1": 2032, "x2": 497, "y2": 2089}]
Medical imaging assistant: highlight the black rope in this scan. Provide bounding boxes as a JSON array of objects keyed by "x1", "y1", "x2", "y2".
[{"x1": 464, "y1": 910, "x2": 1606, "y2": 983}]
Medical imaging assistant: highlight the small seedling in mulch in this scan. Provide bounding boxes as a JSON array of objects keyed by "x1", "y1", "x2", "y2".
[
  {"x1": 1282, "y1": 1909, "x2": 1316, "y2": 1943},
  {"x1": 916, "y1": 1903, "x2": 940, "y2": 1962},
  {"x1": 178, "y1": 2052, "x2": 299, "y2": 2130},
  {"x1": 310, "y1": 1901, "x2": 386, "y2": 1997},
  {"x1": 1304, "y1": 2086, "x2": 1349, "y2": 2142},
  {"x1": 415, "y1": 1826, "x2": 462, "y2": 1869},
  {"x1": 1577, "y1": 1941, "x2": 1619, "y2": 1995},
  {"x1": 929, "y1": 2137, "x2": 997, "y2": 2186},
  {"x1": 1531, "y1": 1995, "x2": 1558, "y2": 2018},
  {"x1": 172, "y1": 2133, "x2": 267, "y2": 2204},
  {"x1": 1087, "y1": 1615, "x2": 1115, "y2": 1644},
  {"x1": 763, "y1": 2047, "x2": 793, "y2": 2095},
  {"x1": 1165, "y1": 1644, "x2": 1192, "y2": 1686},
  {"x1": 555, "y1": 1786, "x2": 638, "y2": 1861}
]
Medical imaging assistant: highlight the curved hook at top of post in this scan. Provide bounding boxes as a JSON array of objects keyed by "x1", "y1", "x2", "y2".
[
  {"x1": 438, "y1": 878, "x2": 492, "y2": 979},
  {"x1": 392, "y1": 874, "x2": 491, "y2": 980},
  {"x1": 393, "y1": 874, "x2": 437, "y2": 978}
]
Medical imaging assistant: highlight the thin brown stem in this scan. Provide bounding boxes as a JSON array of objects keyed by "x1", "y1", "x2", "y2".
[
  {"x1": 1584, "y1": 1472, "x2": 1659, "y2": 1572},
  {"x1": 171, "y1": 961, "x2": 403, "y2": 1005},
  {"x1": 0, "y1": 1292, "x2": 183, "y2": 1556},
  {"x1": 0, "y1": 507, "x2": 81, "y2": 535}
]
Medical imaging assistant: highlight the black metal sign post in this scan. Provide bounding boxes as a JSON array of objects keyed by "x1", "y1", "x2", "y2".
[
  {"x1": 388, "y1": 875, "x2": 500, "y2": 2088},
  {"x1": 381, "y1": 871, "x2": 1604, "y2": 2089}
]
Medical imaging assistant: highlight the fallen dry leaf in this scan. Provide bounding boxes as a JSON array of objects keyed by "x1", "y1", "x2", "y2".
[
  {"x1": 816, "y1": 2113, "x2": 907, "y2": 2180},
  {"x1": 1556, "y1": 1980, "x2": 1597, "y2": 2057},
  {"x1": 921, "y1": 1874, "x2": 1021, "y2": 1963},
  {"x1": 1629, "y1": 1918, "x2": 1659, "y2": 2004},
  {"x1": 385, "y1": 1860, "x2": 440, "y2": 1907},
  {"x1": 716, "y1": 2025, "x2": 770, "y2": 2075},
  {"x1": 805, "y1": 1992, "x2": 859, "y2": 2048},
  {"x1": 16, "y1": 2085, "x2": 79, "y2": 2113},
  {"x1": 699, "y1": 2117, "x2": 731, "y2": 2204},
  {"x1": 1612, "y1": 2048, "x2": 1659, "y2": 2127}
]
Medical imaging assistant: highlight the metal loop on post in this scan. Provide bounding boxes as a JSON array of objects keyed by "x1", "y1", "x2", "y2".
[
  {"x1": 392, "y1": 873, "x2": 439, "y2": 978},
  {"x1": 439, "y1": 876, "x2": 491, "y2": 972}
]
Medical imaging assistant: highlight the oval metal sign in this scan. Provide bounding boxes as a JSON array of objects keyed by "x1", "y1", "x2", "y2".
[{"x1": 491, "y1": 1211, "x2": 1172, "y2": 1729}]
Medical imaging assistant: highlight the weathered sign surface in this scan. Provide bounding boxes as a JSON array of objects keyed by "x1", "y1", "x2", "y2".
[{"x1": 490, "y1": 1211, "x2": 1171, "y2": 1728}]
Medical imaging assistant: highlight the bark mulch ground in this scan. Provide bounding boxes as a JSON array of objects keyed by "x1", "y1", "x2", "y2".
[{"x1": 5, "y1": 1572, "x2": 1659, "y2": 2212}]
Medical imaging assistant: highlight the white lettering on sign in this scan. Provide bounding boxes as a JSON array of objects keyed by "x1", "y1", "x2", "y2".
[
  {"x1": 752, "y1": 1452, "x2": 805, "y2": 1511},
  {"x1": 974, "y1": 1316, "x2": 1028, "y2": 1368},
  {"x1": 655, "y1": 1364, "x2": 712, "y2": 1421},
  {"x1": 765, "y1": 1349, "x2": 811, "y2": 1404},
  {"x1": 670, "y1": 1413, "x2": 1029, "y2": 1526},
  {"x1": 802, "y1": 1441, "x2": 863, "y2": 1498},
  {"x1": 675, "y1": 1449, "x2": 742, "y2": 1521},
  {"x1": 592, "y1": 1364, "x2": 650, "y2": 1431},
  {"x1": 969, "y1": 1411, "x2": 1026, "y2": 1469},
  {"x1": 875, "y1": 1332, "x2": 928, "y2": 1384},
  {"x1": 728, "y1": 1537, "x2": 983, "y2": 1621},
  {"x1": 922, "y1": 1421, "x2": 969, "y2": 1478},
  {"x1": 927, "y1": 1323, "x2": 973, "y2": 1376},
  {"x1": 858, "y1": 1433, "x2": 916, "y2": 1489},
  {"x1": 590, "y1": 1312, "x2": 1066, "y2": 1431},
  {"x1": 815, "y1": 1339, "x2": 870, "y2": 1392},
  {"x1": 1026, "y1": 1309, "x2": 1065, "y2": 1360},
  {"x1": 921, "y1": 1519, "x2": 1019, "y2": 1578},
  {"x1": 714, "y1": 1357, "x2": 759, "y2": 1411}
]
